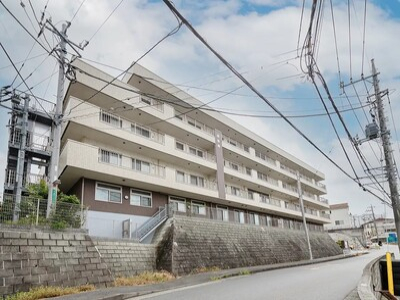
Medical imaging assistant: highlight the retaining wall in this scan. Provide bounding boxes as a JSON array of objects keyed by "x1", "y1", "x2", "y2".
[
  {"x1": 0, "y1": 229, "x2": 113, "y2": 296},
  {"x1": 92, "y1": 238, "x2": 155, "y2": 277},
  {"x1": 157, "y1": 215, "x2": 343, "y2": 275}
]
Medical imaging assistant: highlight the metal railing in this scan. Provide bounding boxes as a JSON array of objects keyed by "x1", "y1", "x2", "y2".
[
  {"x1": 130, "y1": 206, "x2": 168, "y2": 241},
  {"x1": 255, "y1": 151, "x2": 276, "y2": 166},
  {"x1": 320, "y1": 212, "x2": 331, "y2": 219},
  {"x1": 319, "y1": 197, "x2": 329, "y2": 204},
  {"x1": 169, "y1": 206, "x2": 324, "y2": 232},
  {"x1": 282, "y1": 182, "x2": 298, "y2": 193},
  {"x1": 317, "y1": 182, "x2": 326, "y2": 189},
  {"x1": 10, "y1": 129, "x2": 51, "y2": 152},
  {"x1": 224, "y1": 160, "x2": 252, "y2": 176},
  {"x1": 226, "y1": 186, "x2": 254, "y2": 200},
  {"x1": 257, "y1": 171, "x2": 279, "y2": 186},
  {"x1": 28, "y1": 98, "x2": 55, "y2": 114},
  {"x1": 99, "y1": 110, "x2": 165, "y2": 144},
  {"x1": 222, "y1": 135, "x2": 250, "y2": 153},
  {"x1": 0, "y1": 194, "x2": 87, "y2": 229},
  {"x1": 4, "y1": 169, "x2": 46, "y2": 188},
  {"x1": 280, "y1": 163, "x2": 297, "y2": 176},
  {"x1": 98, "y1": 148, "x2": 166, "y2": 178}
]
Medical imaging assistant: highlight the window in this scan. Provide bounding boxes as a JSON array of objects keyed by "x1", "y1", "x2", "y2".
[
  {"x1": 216, "y1": 206, "x2": 228, "y2": 221},
  {"x1": 229, "y1": 162, "x2": 239, "y2": 171},
  {"x1": 100, "y1": 110, "x2": 122, "y2": 128},
  {"x1": 176, "y1": 171, "x2": 185, "y2": 183},
  {"x1": 189, "y1": 146, "x2": 204, "y2": 158},
  {"x1": 231, "y1": 186, "x2": 240, "y2": 196},
  {"x1": 187, "y1": 117, "x2": 203, "y2": 130},
  {"x1": 132, "y1": 124, "x2": 150, "y2": 138},
  {"x1": 260, "y1": 193, "x2": 270, "y2": 203},
  {"x1": 246, "y1": 167, "x2": 252, "y2": 176},
  {"x1": 248, "y1": 190, "x2": 254, "y2": 200},
  {"x1": 130, "y1": 189, "x2": 152, "y2": 207},
  {"x1": 190, "y1": 175, "x2": 204, "y2": 187},
  {"x1": 234, "y1": 210, "x2": 245, "y2": 224},
  {"x1": 176, "y1": 141, "x2": 184, "y2": 151},
  {"x1": 249, "y1": 213, "x2": 260, "y2": 225},
  {"x1": 169, "y1": 197, "x2": 186, "y2": 212},
  {"x1": 99, "y1": 149, "x2": 121, "y2": 166},
  {"x1": 175, "y1": 114, "x2": 183, "y2": 121},
  {"x1": 335, "y1": 220, "x2": 345, "y2": 225},
  {"x1": 95, "y1": 183, "x2": 122, "y2": 203},
  {"x1": 243, "y1": 145, "x2": 250, "y2": 152},
  {"x1": 192, "y1": 201, "x2": 206, "y2": 215},
  {"x1": 133, "y1": 159, "x2": 150, "y2": 173}
]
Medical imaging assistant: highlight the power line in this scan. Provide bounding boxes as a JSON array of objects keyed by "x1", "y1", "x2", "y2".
[
  {"x1": 87, "y1": 0, "x2": 125, "y2": 43},
  {"x1": 67, "y1": 20, "x2": 182, "y2": 115},
  {"x1": 70, "y1": 0, "x2": 86, "y2": 23},
  {"x1": 0, "y1": 42, "x2": 54, "y2": 121}
]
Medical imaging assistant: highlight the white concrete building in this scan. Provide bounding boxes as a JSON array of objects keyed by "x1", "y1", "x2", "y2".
[
  {"x1": 324, "y1": 203, "x2": 353, "y2": 230},
  {"x1": 58, "y1": 59, "x2": 331, "y2": 238}
]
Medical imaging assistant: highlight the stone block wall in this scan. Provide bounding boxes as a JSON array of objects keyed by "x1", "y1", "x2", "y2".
[
  {"x1": 0, "y1": 229, "x2": 113, "y2": 296},
  {"x1": 158, "y1": 216, "x2": 343, "y2": 275},
  {"x1": 92, "y1": 238, "x2": 156, "y2": 277}
]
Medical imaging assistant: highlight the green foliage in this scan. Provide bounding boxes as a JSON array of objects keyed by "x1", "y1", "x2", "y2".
[{"x1": 27, "y1": 179, "x2": 48, "y2": 199}]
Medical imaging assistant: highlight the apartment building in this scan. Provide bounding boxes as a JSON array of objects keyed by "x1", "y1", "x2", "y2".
[
  {"x1": 323, "y1": 203, "x2": 352, "y2": 230},
  {"x1": 4, "y1": 96, "x2": 54, "y2": 195},
  {"x1": 59, "y1": 59, "x2": 331, "y2": 238}
]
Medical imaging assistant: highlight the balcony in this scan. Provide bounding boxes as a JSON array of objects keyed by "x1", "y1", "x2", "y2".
[
  {"x1": 222, "y1": 135, "x2": 250, "y2": 154},
  {"x1": 173, "y1": 113, "x2": 215, "y2": 137},
  {"x1": 226, "y1": 186, "x2": 254, "y2": 200},
  {"x1": 9, "y1": 129, "x2": 51, "y2": 154},
  {"x1": 99, "y1": 110, "x2": 165, "y2": 144},
  {"x1": 224, "y1": 160, "x2": 252, "y2": 177},
  {"x1": 176, "y1": 140, "x2": 215, "y2": 163},
  {"x1": 282, "y1": 182, "x2": 298, "y2": 194},
  {"x1": 280, "y1": 163, "x2": 297, "y2": 176},
  {"x1": 4, "y1": 168, "x2": 46, "y2": 189},
  {"x1": 255, "y1": 151, "x2": 276, "y2": 167}
]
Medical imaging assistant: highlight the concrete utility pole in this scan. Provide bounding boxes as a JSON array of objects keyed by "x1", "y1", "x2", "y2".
[
  {"x1": 296, "y1": 171, "x2": 313, "y2": 260},
  {"x1": 371, "y1": 59, "x2": 400, "y2": 251},
  {"x1": 43, "y1": 20, "x2": 87, "y2": 217},
  {"x1": 46, "y1": 23, "x2": 68, "y2": 217},
  {"x1": 368, "y1": 205, "x2": 379, "y2": 243},
  {"x1": 13, "y1": 95, "x2": 29, "y2": 221}
]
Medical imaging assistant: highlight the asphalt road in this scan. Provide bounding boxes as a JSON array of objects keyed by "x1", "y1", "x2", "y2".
[{"x1": 133, "y1": 245, "x2": 399, "y2": 300}]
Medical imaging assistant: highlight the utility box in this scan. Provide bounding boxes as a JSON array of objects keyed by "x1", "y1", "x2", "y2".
[
  {"x1": 380, "y1": 259, "x2": 400, "y2": 295},
  {"x1": 365, "y1": 123, "x2": 379, "y2": 140}
]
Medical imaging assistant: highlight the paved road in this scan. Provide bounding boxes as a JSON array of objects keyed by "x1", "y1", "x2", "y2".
[{"x1": 133, "y1": 246, "x2": 399, "y2": 300}]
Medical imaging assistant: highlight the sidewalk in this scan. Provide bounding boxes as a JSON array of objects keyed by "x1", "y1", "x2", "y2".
[{"x1": 54, "y1": 253, "x2": 361, "y2": 300}]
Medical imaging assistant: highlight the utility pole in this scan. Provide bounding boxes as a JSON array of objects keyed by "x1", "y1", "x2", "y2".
[
  {"x1": 368, "y1": 205, "x2": 379, "y2": 243},
  {"x1": 13, "y1": 95, "x2": 29, "y2": 221},
  {"x1": 46, "y1": 23, "x2": 67, "y2": 217},
  {"x1": 371, "y1": 59, "x2": 400, "y2": 251},
  {"x1": 43, "y1": 21, "x2": 87, "y2": 217},
  {"x1": 296, "y1": 171, "x2": 313, "y2": 260}
]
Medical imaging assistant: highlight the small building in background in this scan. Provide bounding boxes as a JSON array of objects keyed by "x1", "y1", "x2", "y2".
[
  {"x1": 324, "y1": 203, "x2": 353, "y2": 230},
  {"x1": 363, "y1": 218, "x2": 397, "y2": 243}
]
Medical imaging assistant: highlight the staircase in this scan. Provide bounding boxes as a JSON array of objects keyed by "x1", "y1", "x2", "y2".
[{"x1": 133, "y1": 205, "x2": 170, "y2": 242}]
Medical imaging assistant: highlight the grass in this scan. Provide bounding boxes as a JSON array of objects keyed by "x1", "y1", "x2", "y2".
[
  {"x1": 114, "y1": 271, "x2": 175, "y2": 287},
  {"x1": 238, "y1": 269, "x2": 250, "y2": 275},
  {"x1": 6, "y1": 285, "x2": 95, "y2": 300},
  {"x1": 191, "y1": 266, "x2": 221, "y2": 274}
]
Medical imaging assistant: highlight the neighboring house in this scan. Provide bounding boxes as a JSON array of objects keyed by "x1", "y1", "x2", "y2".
[
  {"x1": 58, "y1": 59, "x2": 331, "y2": 239},
  {"x1": 363, "y1": 218, "x2": 396, "y2": 243},
  {"x1": 324, "y1": 203, "x2": 353, "y2": 230},
  {"x1": 4, "y1": 96, "x2": 54, "y2": 196}
]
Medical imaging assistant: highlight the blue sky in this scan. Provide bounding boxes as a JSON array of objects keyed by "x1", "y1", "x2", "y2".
[{"x1": 1, "y1": 0, "x2": 399, "y2": 217}]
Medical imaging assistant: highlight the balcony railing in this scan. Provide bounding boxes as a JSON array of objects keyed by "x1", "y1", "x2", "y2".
[
  {"x1": 99, "y1": 110, "x2": 165, "y2": 144},
  {"x1": 222, "y1": 135, "x2": 250, "y2": 153},
  {"x1": 302, "y1": 190, "x2": 316, "y2": 200},
  {"x1": 10, "y1": 129, "x2": 50, "y2": 152},
  {"x1": 226, "y1": 186, "x2": 254, "y2": 200},
  {"x1": 280, "y1": 163, "x2": 297, "y2": 176},
  {"x1": 257, "y1": 171, "x2": 279, "y2": 186},
  {"x1": 176, "y1": 141, "x2": 215, "y2": 163},
  {"x1": 5, "y1": 169, "x2": 46, "y2": 188},
  {"x1": 98, "y1": 149, "x2": 166, "y2": 178},
  {"x1": 176, "y1": 174, "x2": 217, "y2": 191},
  {"x1": 317, "y1": 182, "x2": 326, "y2": 189},
  {"x1": 319, "y1": 197, "x2": 329, "y2": 204},
  {"x1": 224, "y1": 160, "x2": 252, "y2": 176},
  {"x1": 140, "y1": 95, "x2": 164, "y2": 112},
  {"x1": 282, "y1": 182, "x2": 298, "y2": 193},
  {"x1": 320, "y1": 212, "x2": 331, "y2": 219},
  {"x1": 285, "y1": 202, "x2": 301, "y2": 212},
  {"x1": 174, "y1": 113, "x2": 215, "y2": 136},
  {"x1": 299, "y1": 173, "x2": 313, "y2": 183},
  {"x1": 255, "y1": 151, "x2": 276, "y2": 166}
]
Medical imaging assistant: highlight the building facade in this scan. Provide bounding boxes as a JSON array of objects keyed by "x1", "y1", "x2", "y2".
[
  {"x1": 324, "y1": 203, "x2": 353, "y2": 230},
  {"x1": 59, "y1": 59, "x2": 331, "y2": 238},
  {"x1": 363, "y1": 218, "x2": 397, "y2": 243},
  {"x1": 4, "y1": 96, "x2": 54, "y2": 196}
]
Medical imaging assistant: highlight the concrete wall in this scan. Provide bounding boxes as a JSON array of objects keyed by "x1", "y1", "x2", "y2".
[
  {"x1": 0, "y1": 229, "x2": 113, "y2": 296},
  {"x1": 0, "y1": 228, "x2": 156, "y2": 297},
  {"x1": 92, "y1": 238, "x2": 155, "y2": 277},
  {"x1": 157, "y1": 215, "x2": 342, "y2": 275}
]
